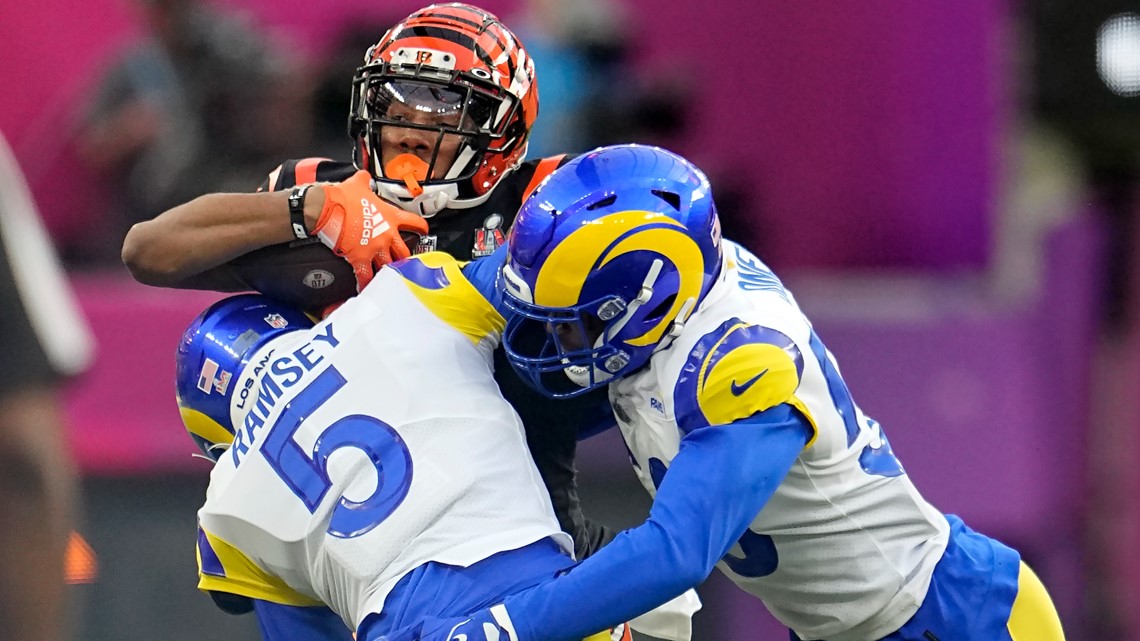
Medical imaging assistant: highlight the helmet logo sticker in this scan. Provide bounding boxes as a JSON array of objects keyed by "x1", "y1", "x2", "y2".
[
  {"x1": 391, "y1": 47, "x2": 457, "y2": 71},
  {"x1": 196, "y1": 358, "x2": 232, "y2": 395},
  {"x1": 303, "y1": 269, "x2": 335, "y2": 289},
  {"x1": 264, "y1": 314, "x2": 289, "y2": 329}
]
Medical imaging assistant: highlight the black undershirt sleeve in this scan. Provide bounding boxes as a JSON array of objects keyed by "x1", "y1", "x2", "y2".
[{"x1": 492, "y1": 348, "x2": 617, "y2": 560}]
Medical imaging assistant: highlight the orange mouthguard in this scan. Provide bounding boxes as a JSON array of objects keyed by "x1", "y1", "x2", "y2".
[{"x1": 384, "y1": 154, "x2": 429, "y2": 197}]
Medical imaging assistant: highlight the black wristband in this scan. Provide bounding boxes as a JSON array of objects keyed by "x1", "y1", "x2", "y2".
[{"x1": 287, "y1": 184, "x2": 314, "y2": 239}]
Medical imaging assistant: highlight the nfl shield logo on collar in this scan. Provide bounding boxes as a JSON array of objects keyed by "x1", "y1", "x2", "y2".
[
  {"x1": 264, "y1": 314, "x2": 289, "y2": 329},
  {"x1": 415, "y1": 234, "x2": 438, "y2": 254}
]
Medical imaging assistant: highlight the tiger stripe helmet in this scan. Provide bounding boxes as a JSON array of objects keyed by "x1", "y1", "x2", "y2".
[
  {"x1": 349, "y1": 3, "x2": 538, "y2": 216},
  {"x1": 501, "y1": 144, "x2": 724, "y2": 398}
]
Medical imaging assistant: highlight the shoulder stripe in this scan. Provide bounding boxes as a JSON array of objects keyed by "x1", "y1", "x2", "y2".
[
  {"x1": 674, "y1": 319, "x2": 817, "y2": 444},
  {"x1": 197, "y1": 527, "x2": 225, "y2": 577},
  {"x1": 522, "y1": 154, "x2": 567, "y2": 201},
  {"x1": 260, "y1": 164, "x2": 284, "y2": 193},
  {"x1": 262, "y1": 158, "x2": 350, "y2": 192},
  {"x1": 294, "y1": 157, "x2": 327, "y2": 186},
  {"x1": 390, "y1": 252, "x2": 505, "y2": 344}
]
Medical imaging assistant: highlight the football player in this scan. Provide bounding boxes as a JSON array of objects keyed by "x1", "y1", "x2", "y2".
[
  {"x1": 122, "y1": 2, "x2": 621, "y2": 567},
  {"x1": 388, "y1": 144, "x2": 1068, "y2": 641},
  {"x1": 173, "y1": 252, "x2": 639, "y2": 641}
]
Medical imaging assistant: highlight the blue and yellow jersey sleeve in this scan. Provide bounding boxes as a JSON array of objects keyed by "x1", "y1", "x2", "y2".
[
  {"x1": 196, "y1": 527, "x2": 321, "y2": 607},
  {"x1": 502, "y1": 407, "x2": 810, "y2": 641},
  {"x1": 388, "y1": 251, "x2": 506, "y2": 345},
  {"x1": 673, "y1": 317, "x2": 818, "y2": 446}
]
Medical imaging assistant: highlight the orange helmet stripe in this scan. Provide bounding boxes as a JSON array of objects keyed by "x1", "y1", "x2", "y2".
[{"x1": 522, "y1": 154, "x2": 567, "y2": 201}]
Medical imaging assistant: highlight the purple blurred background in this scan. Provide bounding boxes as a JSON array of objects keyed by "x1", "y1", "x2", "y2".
[
  {"x1": 0, "y1": 0, "x2": 1003, "y2": 269},
  {"x1": 2, "y1": 0, "x2": 1138, "y2": 639}
]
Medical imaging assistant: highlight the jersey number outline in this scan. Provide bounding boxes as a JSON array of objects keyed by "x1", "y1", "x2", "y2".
[
  {"x1": 261, "y1": 366, "x2": 413, "y2": 538},
  {"x1": 807, "y1": 332, "x2": 904, "y2": 478},
  {"x1": 734, "y1": 246, "x2": 903, "y2": 477},
  {"x1": 712, "y1": 333, "x2": 904, "y2": 579}
]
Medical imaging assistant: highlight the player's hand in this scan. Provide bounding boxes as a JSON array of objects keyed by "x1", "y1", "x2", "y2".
[
  {"x1": 312, "y1": 170, "x2": 430, "y2": 291},
  {"x1": 373, "y1": 608, "x2": 628, "y2": 641},
  {"x1": 428, "y1": 608, "x2": 517, "y2": 641},
  {"x1": 375, "y1": 606, "x2": 518, "y2": 641}
]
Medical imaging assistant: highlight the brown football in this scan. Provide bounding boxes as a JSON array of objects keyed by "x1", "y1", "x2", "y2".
[
  {"x1": 227, "y1": 239, "x2": 356, "y2": 310},
  {"x1": 226, "y1": 231, "x2": 425, "y2": 310}
]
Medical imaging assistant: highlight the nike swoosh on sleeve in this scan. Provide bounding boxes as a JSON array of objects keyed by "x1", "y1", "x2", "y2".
[{"x1": 730, "y1": 368, "x2": 770, "y2": 396}]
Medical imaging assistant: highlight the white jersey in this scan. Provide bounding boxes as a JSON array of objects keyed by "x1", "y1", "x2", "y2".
[
  {"x1": 609, "y1": 241, "x2": 949, "y2": 641},
  {"x1": 195, "y1": 253, "x2": 571, "y2": 630}
]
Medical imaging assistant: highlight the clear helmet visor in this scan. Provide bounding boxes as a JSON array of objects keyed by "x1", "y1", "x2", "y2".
[
  {"x1": 370, "y1": 80, "x2": 490, "y2": 126},
  {"x1": 364, "y1": 78, "x2": 498, "y2": 186}
]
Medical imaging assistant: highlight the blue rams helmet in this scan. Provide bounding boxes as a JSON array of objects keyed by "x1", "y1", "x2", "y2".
[
  {"x1": 175, "y1": 295, "x2": 313, "y2": 461},
  {"x1": 500, "y1": 144, "x2": 723, "y2": 398}
]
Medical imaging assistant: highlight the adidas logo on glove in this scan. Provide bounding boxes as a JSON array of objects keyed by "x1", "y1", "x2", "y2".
[{"x1": 359, "y1": 198, "x2": 391, "y2": 245}]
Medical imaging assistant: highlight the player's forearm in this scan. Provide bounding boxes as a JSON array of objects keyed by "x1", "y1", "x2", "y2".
[
  {"x1": 0, "y1": 388, "x2": 75, "y2": 641},
  {"x1": 122, "y1": 190, "x2": 325, "y2": 287},
  {"x1": 504, "y1": 409, "x2": 808, "y2": 641}
]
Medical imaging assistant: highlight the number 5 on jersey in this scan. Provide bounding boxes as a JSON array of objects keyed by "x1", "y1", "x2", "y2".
[{"x1": 261, "y1": 366, "x2": 413, "y2": 538}]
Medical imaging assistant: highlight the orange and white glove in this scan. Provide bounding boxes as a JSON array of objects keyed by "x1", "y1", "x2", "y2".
[{"x1": 312, "y1": 170, "x2": 430, "y2": 291}]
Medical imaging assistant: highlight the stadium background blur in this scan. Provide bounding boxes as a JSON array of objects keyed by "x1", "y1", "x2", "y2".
[{"x1": 1, "y1": 0, "x2": 1138, "y2": 638}]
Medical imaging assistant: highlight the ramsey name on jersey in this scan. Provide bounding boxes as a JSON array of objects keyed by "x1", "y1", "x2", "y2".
[{"x1": 195, "y1": 253, "x2": 572, "y2": 630}]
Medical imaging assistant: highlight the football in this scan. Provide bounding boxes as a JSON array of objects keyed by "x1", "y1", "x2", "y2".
[
  {"x1": 227, "y1": 239, "x2": 356, "y2": 310},
  {"x1": 226, "y1": 232, "x2": 425, "y2": 310}
]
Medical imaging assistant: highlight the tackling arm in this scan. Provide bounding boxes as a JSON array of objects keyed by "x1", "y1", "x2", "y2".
[{"x1": 496, "y1": 405, "x2": 811, "y2": 641}]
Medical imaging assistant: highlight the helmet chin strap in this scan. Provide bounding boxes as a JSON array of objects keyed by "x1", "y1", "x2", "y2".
[
  {"x1": 606, "y1": 259, "x2": 663, "y2": 339},
  {"x1": 655, "y1": 297, "x2": 696, "y2": 354},
  {"x1": 191, "y1": 442, "x2": 231, "y2": 463}
]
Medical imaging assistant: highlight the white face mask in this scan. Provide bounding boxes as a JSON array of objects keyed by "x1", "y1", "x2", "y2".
[
  {"x1": 373, "y1": 180, "x2": 459, "y2": 218},
  {"x1": 562, "y1": 363, "x2": 593, "y2": 388}
]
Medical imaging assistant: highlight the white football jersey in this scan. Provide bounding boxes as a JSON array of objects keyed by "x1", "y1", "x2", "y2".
[
  {"x1": 195, "y1": 253, "x2": 572, "y2": 630},
  {"x1": 609, "y1": 241, "x2": 950, "y2": 641}
]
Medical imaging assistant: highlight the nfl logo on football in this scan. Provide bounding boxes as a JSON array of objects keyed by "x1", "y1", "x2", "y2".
[
  {"x1": 264, "y1": 314, "x2": 289, "y2": 329},
  {"x1": 303, "y1": 269, "x2": 334, "y2": 289}
]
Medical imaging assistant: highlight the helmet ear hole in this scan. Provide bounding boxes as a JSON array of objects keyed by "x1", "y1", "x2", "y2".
[
  {"x1": 651, "y1": 189, "x2": 682, "y2": 211},
  {"x1": 586, "y1": 195, "x2": 617, "y2": 211}
]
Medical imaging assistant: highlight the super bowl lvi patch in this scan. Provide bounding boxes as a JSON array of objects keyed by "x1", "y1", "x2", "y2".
[{"x1": 472, "y1": 213, "x2": 505, "y2": 258}]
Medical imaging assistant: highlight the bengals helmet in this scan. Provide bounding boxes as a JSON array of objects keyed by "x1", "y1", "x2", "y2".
[{"x1": 349, "y1": 3, "x2": 538, "y2": 217}]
